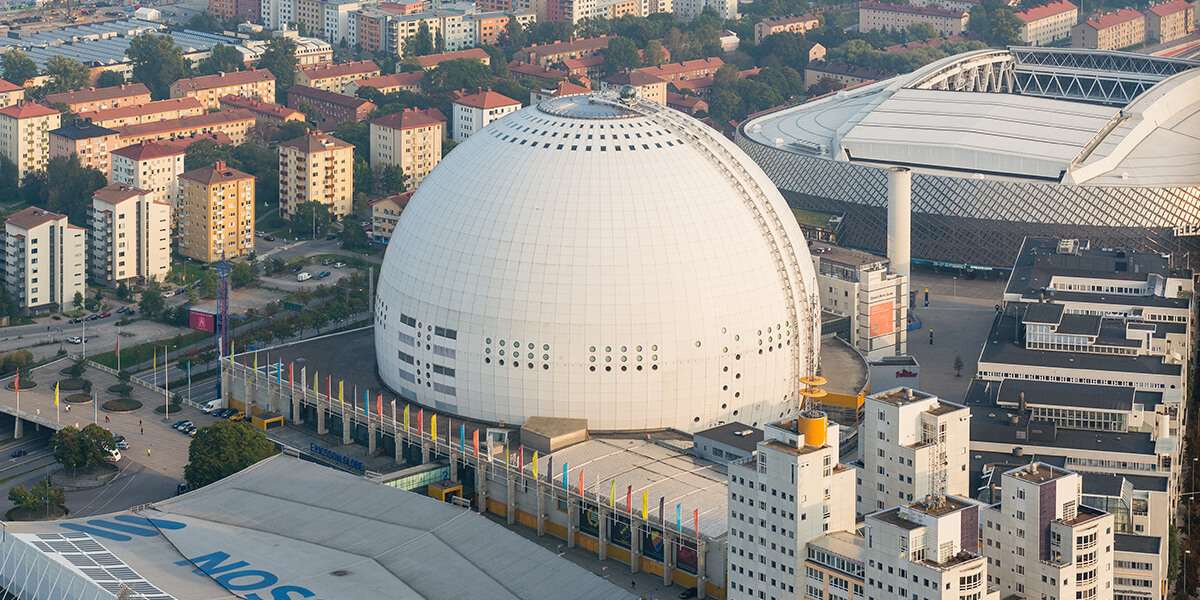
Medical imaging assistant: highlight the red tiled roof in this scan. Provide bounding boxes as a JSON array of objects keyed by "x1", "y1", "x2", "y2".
[
  {"x1": 370, "y1": 107, "x2": 447, "y2": 130},
  {"x1": 603, "y1": 71, "x2": 666, "y2": 87},
  {"x1": 1016, "y1": 0, "x2": 1076, "y2": 22},
  {"x1": 561, "y1": 55, "x2": 605, "y2": 70},
  {"x1": 637, "y1": 58, "x2": 725, "y2": 80},
  {"x1": 538, "y1": 80, "x2": 591, "y2": 97},
  {"x1": 111, "y1": 141, "x2": 186, "y2": 161},
  {"x1": 1083, "y1": 7, "x2": 1144, "y2": 28},
  {"x1": 301, "y1": 60, "x2": 380, "y2": 81},
  {"x1": 521, "y1": 35, "x2": 611, "y2": 57},
  {"x1": 180, "y1": 161, "x2": 254, "y2": 186},
  {"x1": 416, "y1": 48, "x2": 490, "y2": 69},
  {"x1": 0, "y1": 102, "x2": 59, "y2": 119},
  {"x1": 1145, "y1": 0, "x2": 1191, "y2": 17},
  {"x1": 371, "y1": 190, "x2": 414, "y2": 208},
  {"x1": 114, "y1": 109, "x2": 255, "y2": 139},
  {"x1": 454, "y1": 90, "x2": 521, "y2": 109},
  {"x1": 219, "y1": 94, "x2": 303, "y2": 119},
  {"x1": 354, "y1": 71, "x2": 425, "y2": 89},
  {"x1": 5, "y1": 207, "x2": 64, "y2": 230},
  {"x1": 0, "y1": 79, "x2": 21, "y2": 92},
  {"x1": 158, "y1": 132, "x2": 234, "y2": 152},
  {"x1": 278, "y1": 132, "x2": 354, "y2": 153},
  {"x1": 43, "y1": 83, "x2": 150, "y2": 106},
  {"x1": 507, "y1": 61, "x2": 569, "y2": 80},
  {"x1": 79, "y1": 97, "x2": 203, "y2": 123},
  {"x1": 666, "y1": 92, "x2": 704, "y2": 109},
  {"x1": 174, "y1": 69, "x2": 274, "y2": 92},
  {"x1": 93, "y1": 182, "x2": 149, "y2": 205},
  {"x1": 670, "y1": 77, "x2": 714, "y2": 91},
  {"x1": 862, "y1": 2, "x2": 968, "y2": 17},
  {"x1": 289, "y1": 85, "x2": 375, "y2": 109}
]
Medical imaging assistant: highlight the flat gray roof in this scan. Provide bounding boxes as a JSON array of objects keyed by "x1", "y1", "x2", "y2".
[{"x1": 1, "y1": 456, "x2": 635, "y2": 600}]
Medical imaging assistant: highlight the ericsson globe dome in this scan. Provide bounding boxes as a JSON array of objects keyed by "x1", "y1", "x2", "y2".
[{"x1": 375, "y1": 94, "x2": 821, "y2": 432}]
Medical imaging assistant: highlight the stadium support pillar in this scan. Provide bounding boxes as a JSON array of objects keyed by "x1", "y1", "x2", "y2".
[
  {"x1": 292, "y1": 389, "x2": 302, "y2": 425},
  {"x1": 598, "y1": 508, "x2": 609, "y2": 560},
  {"x1": 567, "y1": 499, "x2": 577, "y2": 548},
  {"x1": 13, "y1": 417, "x2": 22, "y2": 440},
  {"x1": 342, "y1": 416, "x2": 351, "y2": 445},
  {"x1": 475, "y1": 461, "x2": 487, "y2": 509},
  {"x1": 506, "y1": 475, "x2": 517, "y2": 525},
  {"x1": 662, "y1": 532, "x2": 674, "y2": 586},
  {"x1": 630, "y1": 522, "x2": 642, "y2": 573},
  {"x1": 421, "y1": 442, "x2": 430, "y2": 464},
  {"x1": 317, "y1": 406, "x2": 327, "y2": 435},
  {"x1": 268, "y1": 381, "x2": 277, "y2": 414},
  {"x1": 243, "y1": 370, "x2": 253, "y2": 412},
  {"x1": 450, "y1": 455, "x2": 458, "y2": 481},
  {"x1": 368, "y1": 422, "x2": 377, "y2": 455},
  {"x1": 887, "y1": 166, "x2": 912, "y2": 279},
  {"x1": 697, "y1": 538, "x2": 708, "y2": 598},
  {"x1": 395, "y1": 434, "x2": 403, "y2": 463},
  {"x1": 221, "y1": 364, "x2": 230, "y2": 405},
  {"x1": 536, "y1": 482, "x2": 546, "y2": 536}
]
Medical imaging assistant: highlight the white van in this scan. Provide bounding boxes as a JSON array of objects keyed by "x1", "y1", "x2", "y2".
[
  {"x1": 105, "y1": 448, "x2": 121, "y2": 462},
  {"x1": 202, "y1": 398, "x2": 226, "y2": 413},
  {"x1": 297, "y1": 272, "x2": 312, "y2": 282}
]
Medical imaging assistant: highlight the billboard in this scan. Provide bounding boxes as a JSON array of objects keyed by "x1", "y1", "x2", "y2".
[
  {"x1": 868, "y1": 301, "x2": 894, "y2": 338},
  {"x1": 189, "y1": 309, "x2": 216, "y2": 333}
]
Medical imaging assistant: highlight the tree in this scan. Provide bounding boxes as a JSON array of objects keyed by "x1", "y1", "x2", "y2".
[
  {"x1": 139, "y1": 281, "x2": 165, "y2": 318},
  {"x1": 953, "y1": 355, "x2": 964, "y2": 377},
  {"x1": 115, "y1": 282, "x2": 131, "y2": 301},
  {"x1": 65, "y1": 357, "x2": 87, "y2": 379},
  {"x1": 198, "y1": 271, "x2": 219, "y2": 298},
  {"x1": 756, "y1": 31, "x2": 809, "y2": 71},
  {"x1": 257, "y1": 36, "x2": 298, "y2": 103},
  {"x1": 2, "y1": 49, "x2": 37, "y2": 86},
  {"x1": 907, "y1": 22, "x2": 939, "y2": 41},
  {"x1": 72, "y1": 291, "x2": 84, "y2": 310},
  {"x1": 127, "y1": 33, "x2": 192, "y2": 100},
  {"x1": 276, "y1": 120, "x2": 311, "y2": 142},
  {"x1": 291, "y1": 200, "x2": 332, "y2": 235},
  {"x1": 230, "y1": 261, "x2": 259, "y2": 287},
  {"x1": 296, "y1": 99, "x2": 324, "y2": 122},
  {"x1": 0, "y1": 155, "x2": 16, "y2": 200},
  {"x1": 341, "y1": 221, "x2": 371, "y2": 251},
  {"x1": 8, "y1": 478, "x2": 65, "y2": 513},
  {"x1": 184, "y1": 420, "x2": 278, "y2": 488},
  {"x1": 185, "y1": 11, "x2": 222, "y2": 32},
  {"x1": 642, "y1": 40, "x2": 667, "y2": 67},
  {"x1": 499, "y1": 14, "x2": 529, "y2": 48},
  {"x1": 423, "y1": 59, "x2": 494, "y2": 95},
  {"x1": 41, "y1": 56, "x2": 91, "y2": 96},
  {"x1": 407, "y1": 21, "x2": 435, "y2": 57},
  {"x1": 603, "y1": 36, "x2": 641, "y2": 75},
  {"x1": 95, "y1": 70, "x2": 126, "y2": 88},
  {"x1": 986, "y1": 9, "x2": 1023, "y2": 46},
  {"x1": 50, "y1": 424, "x2": 116, "y2": 472},
  {"x1": 21, "y1": 155, "x2": 108, "y2": 224},
  {"x1": 377, "y1": 164, "x2": 407, "y2": 194},
  {"x1": 198, "y1": 43, "x2": 246, "y2": 76}
]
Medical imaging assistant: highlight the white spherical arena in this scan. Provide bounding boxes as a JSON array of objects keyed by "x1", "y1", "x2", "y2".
[{"x1": 375, "y1": 93, "x2": 821, "y2": 432}]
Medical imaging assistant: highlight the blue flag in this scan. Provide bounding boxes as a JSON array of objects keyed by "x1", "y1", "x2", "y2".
[
  {"x1": 363, "y1": 389, "x2": 369, "y2": 415},
  {"x1": 460, "y1": 424, "x2": 465, "y2": 452},
  {"x1": 562, "y1": 461, "x2": 568, "y2": 490}
]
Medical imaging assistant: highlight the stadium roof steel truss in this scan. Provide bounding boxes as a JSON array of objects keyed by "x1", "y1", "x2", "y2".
[
  {"x1": 1010, "y1": 47, "x2": 1199, "y2": 77},
  {"x1": 1013, "y1": 66, "x2": 1164, "y2": 105}
]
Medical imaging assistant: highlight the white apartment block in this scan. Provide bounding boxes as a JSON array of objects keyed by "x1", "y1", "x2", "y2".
[
  {"x1": 673, "y1": 0, "x2": 736, "y2": 20},
  {"x1": 812, "y1": 242, "x2": 908, "y2": 358},
  {"x1": 864, "y1": 496, "x2": 998, "y2": 600},
  {"x1": 278, "y1": 133, "x2": 355, "y2": 220},
  {"x1": 323, "y1": 0, "x2": 363, "y2": 44},
  {"x1": 110, "y1": 141, "x2": 186, "y2": 214},
  {"x1": 1016, "y1": 0, "x2": 1079, "y2": 46},
  {"x1": 727, "y1": 413, "x2": 856, "y2": 600},
  {"x1": 803, "y1": 531, "x2": 866, "y2": 600},
  {"x1": 452, "y1": 90, "x2": 521, "y2": 142},
  {"x1": 262, "y1": 0, "x2": 295, "y2": 29},
  {"x1": 0, "y1": 103, "x2": 61, "y2": 182},
  {"x1": 981, "y1": 463, "x2": 1115, "y2": 600},
  {"x1": 88, "y1": 183, "x2": 171, "y2": 287},
  {"x1": 856, "y1": 387, "x2": 970, "y2": 516},
  {"x1": 3, "y1": 207, "x2": 86, "y2": 315}
]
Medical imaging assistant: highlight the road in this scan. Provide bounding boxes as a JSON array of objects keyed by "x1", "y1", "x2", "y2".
[{"x1": 0, "y1": 308, "x2": 187, "y2": 364}]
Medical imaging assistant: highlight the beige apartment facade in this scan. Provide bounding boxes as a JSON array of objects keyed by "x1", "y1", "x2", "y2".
[
  {"x1": 0, "y1": 79, "x2": 24, "y2": 108},
  {"x1": 369, "y1": 108, "x2": 445, "y2": 189},
  {"x1": 370, "y1": 191, "x2": 411, "y2": 243},
  {"x1": 110, "y1": 141, "x2": 187, "y2": 214},
  {"x1": 3, "y1": 207, "x2": 86, "y2": 314},
  {"x1": 177, "y1": 162, "x2": 256, "y2": 263},
  {"x1": 754, "y1": 13, "x2": 819, "y2": 44},
  {"x1": 0, "y1": 102, "x2": 61, "y2": 181},
  {"x1": 296, "y1": 60, "x2": 381, "y2": 94},
  {"x1": 49, "y1": 121, "x2": 121, "y2": 175},
  {"x1": 170, "y1": 70, "x2": 276, "y2": 109},
  {"x1": 88, "y1": 183, "x2": 171, "y2": 286},
  {"x1": 1016, "y1": 0, "x2": 1078, "y2": 46},
  {"x1": 80, "y1": 98, "x2": 205, "y2": 129},
  {"x1": 1145, "y1": 0, "x2": 1195, "y2": 43},
  {"x1": 278, "y1": 133, "x2": 355, "y2": 221},
  {"x1": 43, "y1": 84, "x2": 151, "y2": 114},
  {"x1": 859, "y1": 3, "x2": 970, "y2": 36},
  {"x1": 1071, "y1": 8, "x2": 1145, "y2": 49}
]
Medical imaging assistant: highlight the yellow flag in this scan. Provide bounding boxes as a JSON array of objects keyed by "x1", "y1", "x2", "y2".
[
  {"x1": 609, "y1": 479, "x2": 616, "y2": 507},
  {"x1": 403, "y1": 405, "x2": 410, "y2": 431},
  {"x1": 254, "y1": 352, "x2": 258, "y2": 371},
  {"x1": 430, "y1": 414, "x2": 437, "y2": 442},
  {"x1": 314, "y1": 370, "x2": 318, "y2": 392},
  {"x1": 153, "y1": 348, "x2": 156, "y2": 371},
  {"x1": 54, "y1": 382, "x2": 59, "y2": 406},
  {"x1": 532, "y1": 451, "x2": 538, "y2": 478},
  {"x1": 641, "y1": 491, "x2": 648, "y2": 520},
  {"x1": 504, "y1": 444, "x2": 510, "y2": 469},
  {"x1": 338, "y1": 380, "x2": 343, "y2": 404}
]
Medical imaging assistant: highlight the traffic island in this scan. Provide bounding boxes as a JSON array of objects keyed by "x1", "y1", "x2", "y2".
[
  {"x1": 102, "y1": 398, "x2": 143, "y2": 412},
  {"x1": 5, "y1": 380, "x2": 37, "y2": 391},
  {"x1": 66, "y1": 394, "x2": 92, "y2": 404},
  {"x1": 154, "y1": 403, "x2": 184, "y2": 415},
  {"x1": 50, "y1": 463, "x2": 119, "y2": 491}
]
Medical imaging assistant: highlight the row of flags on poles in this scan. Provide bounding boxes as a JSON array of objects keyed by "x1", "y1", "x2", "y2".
[{"x1": 233, "y1": 350, "x2": 703, "y2": 536}]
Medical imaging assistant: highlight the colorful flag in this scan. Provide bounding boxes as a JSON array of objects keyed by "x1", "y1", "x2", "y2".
[
  {"x1": 676, "y1": 503, "x2": 681, "y2": 533},
  {"x1": 518, "y1": 445, "x2": 523, "y2": 471},
  {"x1": 115, "y1": 337, "x2": 119, "y2": 362},
  {"x1": 14, "y1": 370, "x2": 17, "y2": 392},
  {"x1": 54, "y1": 382, "x2": 59, "y2": 406},
  {"x1": 659, "y1": 497, "x2": 664, "y2": 525},
  {"x1": 459, "y1": 423, "x2": 465, "y2": 453},
  {"x1": 363, "y1": 389, "x2": 368, "y2": 415},
  {"x1": 532, "y1": 451, "x2": 538, "y2": 478},
  {"x1": 472, "y1": 428, "x2": 479, "y2": 456},
  {"x1": 562, "y1": 461, "x2": 568, "y2": 490},
  {"x1": 289, "y1": 363, "x2": 294, "y2": 388},
  {"x1": 276, "y1": 361, "x2": 281, "y2": 384},
  {"x1": 403, "y1": 405, "x2": 410, "y2": 431},
  {"x1": 504, "y1": 443, "x2": 510, "y2": 469},
  {"x1": 254, "y1": 352, "x2": 257, "y2": 371},
  {"x1": 153, "y1": 347, "x2": 156, "y2": 371},
  {"x1": 578, "y1": 467, "x2": 584, "y2": 494},
  {"x1": 417, "y1": 409, "x2": 423, "y2": 437},
  {"x1": 693, "y1": 509, "x2": 699, "y2": 535},
  {"x1": 376, "y1": 394, "x2": 382, "y2": 418},
  {"x1": 548, "y1": 457, "x2": 553, "y2": 483},
  {"x1": 338, "y1": 380, "x2": 343, "y2": 405},
  {"x1": 627, "y1": 486, "x2": 632, "y2": 514},
  {"x1": 641, "y1": 491, "x2": 648, "y2": 520},
  {"x1": 430, "y1": 414, "x2": 437, "y2": 443},
  {"x1": 609, "y1": 480, "x2": 616, "y2": 507}
]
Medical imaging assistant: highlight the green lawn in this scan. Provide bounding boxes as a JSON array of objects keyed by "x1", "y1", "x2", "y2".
[
  {"x1": 169, "y1": 262, "x2": 208, "y2": 286},
  {"x1": 90, "y1": 331, "x2": 213, "y2": 371}
]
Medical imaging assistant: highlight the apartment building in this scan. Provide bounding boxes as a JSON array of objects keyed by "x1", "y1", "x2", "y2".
[
  {"x1": 810, "y1": 242, "x2": 908, "y2": 358},
  {"x1": 345, "y1": 71, "x2": 425, "y2": 96},
  {"x1": 754, "y1": 14, "x2": 819, "y2": 44},
  {"x1": 42, "y1": 84, "x2": 151, "y2": 114},
  {"x1": 113, "y1": 109, "x2": 257, "y2": 147},
  {"x1": 218, "y1": 95, "x2": 305, "y2": 127},
  {"x1": 802, "y1": 531, "x2": 866, "y2": 600},
  {"x1": 529, "y1": 79, "x2": 591, "y2": 103},
  {"x1": 0, "y1": 102, "x2": 61, "y2": 181},
  {"x1": 388, "y1": 12, "x2": 443, "y2": 56},
  {"x1": 472, "y1": 10, "x2": 536, "y2": 45},
  {"x1": 352, "y1": 9, "x2": 392, "y2": 54},
  {"x1": 88, "y1": 183, "x2": 171, "y2": 286},
  {"x1": 0, "y1": 79, "x2": 24, "y2": 108},
  {"x1": 859, "y1": 3, "x2": 970, "y2": 36},
  {"x1": 514, "y1": 36, "x2": 612, "y2": 66},
  {"x1": 170, "y1": 69, "x2": 276, "y2": 109},
  {"x1": 278, "y1": 133, "x2": 355, "y2": 220},
  {"x1": 49, "y1": 120, "x2": 120, "y2": 174},
  {"x1": 599, "y1": 71, "x2": 667, "y2": 104},
  {"x1": 1015, "y1": 0, "x2": 1078, "y2": 46},
  {"x1": 726, "y1": 413, "x2": 856, "y2": 600},
  {"x1": 79, "y1": 98, "x2": 205, "y2": 129},
  {"x1": 177, "y1": 161, "x2": 256, "y2": 262},
  {"x1": 1144, "y1": 0, "x2": 1194, "y2": 43},
  {"x1": 370, "y1": 190, "x2": 411, "y2": 243},
  {"x1": 415, "y1": 47, "x2": 491, "y2": 70},
  {"x1": 2, "y1": 207, "x2": 86, "y2": 314},
  {"x1": 296, "y1": 60, "x2": 381, "y2": 94},
  {"x1": 864, "y1": 496, "x2": 997, "y2": 600},
  {"x1": 287, "y1": 85, "x2": 377, "y2": 129},
  {"x1": 637, "y1": 57, "x2": 723, "y2": 83},
  {"x1": 508, "y1": 61, "x2": 574, "y2": 85},
  {"x1": 369, "y1": 108, "x2": 444, "y2": 188},
  {"x1": 673, "y1": 0, "x2": 736, "y2": 20},
  {"x1": 110, "y1": 142, "x2": 186, "y2": 213},
  {"x1": 1071, "y1": 8, "x2": 1145, "y2": 49},
  {"x1": 981, "y1": 464, "x2": 1114, "y2": 600},
  {"x1": 855, "y1": 387, "x2": 969, "y2": 516},
  {"x1": 805, "y1": 61, "x2": 895, "y2": 89},
  {"x1": 451, "y1": 90, "x2": 521, "y2": 142}
]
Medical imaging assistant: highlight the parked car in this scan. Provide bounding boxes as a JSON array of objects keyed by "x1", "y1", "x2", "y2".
[
  {"x1": 98, "y1": 311, "x2": 111, "y2": 318},
  {"x1": 171, "y1": 419, "x2": 188, "y2": 429},
  {"x1": 263, "y1": 235, "x2": 275, "y2": 242},
  {"x1": 316, "y1": 270, "x2": 331, "y2": 279},
  {"x1": 183, "y1": 425, "x2": 197, "y2": 435},
  {"x1": 11, "y1": 449, "x2": 26, "y2": 458},
  {"x1": 69, "y1": 318, "x2": 83, "y2": 324},
  {"x1": 85, "y1": 314, "x2": 99, "y2": 321},
  {"x1": 322, "y1": 258, "x2": 333, "y2": 266},
  {"x1": 291, "y1": 265, "x2": 303, "y2": 273},
  {"x1": 679, "y1": 589, "x2": 698, "y2": 599},
  {"x1": 104, "y1": 449, "x2": 121, "y2": 462},
  {"x1": 297, "y1": 272, "x2": 312, "y2": 282},
  {"x1": 115, "y1": 441, "x2": 129, "y2": 450},
  {"x1": 67, "y1": 337, "x2": 83, "y2": 344},
  {"x1": 113, "y1": 434, "x2": 125, "y2": 443},
  {"x1": 255, "y1": 231, "x2": 264, "y2": 237},
  {"x1": 172, "y1": 420, "x2": 192, "y2": 430},
  {"x1": 176, "y1": 482, "x2": 191, "y2": 495},
  {"x1": 326, "y1": 234, "x2": 338, "y2": 241},
  {"x1": 333, "y1": 262, "x2": 345, "y2": 268}
]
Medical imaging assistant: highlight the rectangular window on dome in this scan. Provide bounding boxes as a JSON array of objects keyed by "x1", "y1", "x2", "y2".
[
  {"x1": 433, "y1": 382, "x2": 456, "y2": 396},
  {"x1": 398, "y1": 369, "x2": 416, "y2": 383},
  {"x1": 432, "y1": 344, "x2": 456, "y2": 359},
  {"x1": 433, "y1": 364, "x2": 455, "y2": 377},
  {"x1": 399, "y1": 333, "x2": 415, "y2": 346},
  {"x1": 399, "y1": 352, "x2": 414, "y2": 364},
  {"x1": 434, "y1": 327, "x2": 457, "y2": 339}
]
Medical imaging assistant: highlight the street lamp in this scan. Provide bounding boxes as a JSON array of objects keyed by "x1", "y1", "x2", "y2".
[{"x1": 1185, "y1": 550, "x2": 1192, "y2": 600}]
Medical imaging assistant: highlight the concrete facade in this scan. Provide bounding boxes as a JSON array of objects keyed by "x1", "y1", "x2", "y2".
[{"x1": 88, "y1": 183, "x2": 171, "y2": 286}]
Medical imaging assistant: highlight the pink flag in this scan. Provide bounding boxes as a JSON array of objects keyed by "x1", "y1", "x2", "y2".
[
  {"x1": 417, "y1": 409, "x2": 423, "y2": 437},
  {"x1": 578, "y1": 467, "x2": 583, "y2": 493},
  {"x1": 289, "y1": 363, "x2": 294, "y2": 387},
  {"x1": 626, "y1": 486, "x2": 632, "y2": 514},
  {"x1": 376, "y1": 394, "x2": 382, "y2": 418},
  {"x1": 693, "y1": 509, "x2": 699, "y2": 534},
  {"x1": 472, "y1": 428, "x2": 479, "y2": 456}
]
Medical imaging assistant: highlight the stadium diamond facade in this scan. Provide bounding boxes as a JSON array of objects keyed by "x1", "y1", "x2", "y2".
[{"x1": 737, "y1": 47, "x2": 1200, "y2": 270}]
